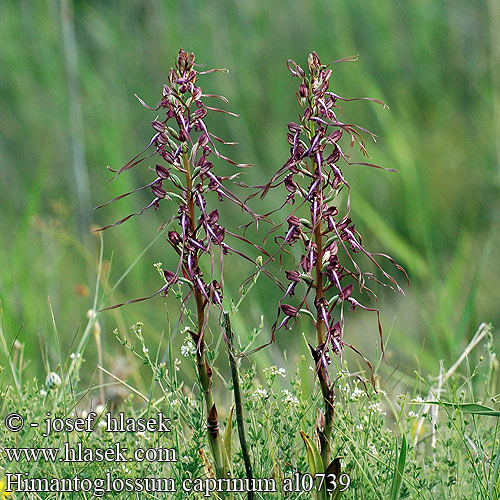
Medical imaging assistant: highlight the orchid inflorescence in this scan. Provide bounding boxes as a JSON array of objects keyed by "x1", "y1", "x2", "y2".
[
  {"x1": 259, "y1": 51, "x2": 408, "y2": 361},
  {"x1": 252, "y1": 51, "x2": 408, "y2": 466},
  {"x1": 97, "y1": 48, "x2": 265, "y2": 314}
]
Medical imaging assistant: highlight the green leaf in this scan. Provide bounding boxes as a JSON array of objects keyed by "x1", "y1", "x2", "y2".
[
  {"x1": 413, "y1": 401, "x2": 500, "y2": 417},
  {"x1": 389, "y1": 434, "x2": 407, "y2": 500},
  {"x1": 299, "y1": 431, "x2": 326, "y2": 500},
  {"x1": 223, "y1": 403, "x2": 235, "y2": 472}
]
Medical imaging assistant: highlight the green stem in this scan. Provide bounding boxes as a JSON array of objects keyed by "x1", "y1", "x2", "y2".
[
  {"x1": 182, "y1": 151, "x2": 226, "y2": 479},
  {"x1": 223, "y1": 312, "x2": 254, "y2": 500},
  {"x1": 312, "y1": 158, "x2": 334, "y2": 470}
]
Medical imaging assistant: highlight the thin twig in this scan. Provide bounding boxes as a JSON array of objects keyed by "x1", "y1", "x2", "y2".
[
  {"x1": 97, "y1": 365, "x2": 157, "y2": 407},
  {"x1": 223, "y1": 312, "x2": 254, "y2": 500}
]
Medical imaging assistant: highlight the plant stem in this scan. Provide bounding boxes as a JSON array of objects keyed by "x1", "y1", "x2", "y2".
[
  {"x1": 182, "y1": 151, "x2": 226, "y2": 479},
  {"x1": 223, "y1": 312, "x2": 254, "y2": 500},
  {"x1": 313, "y1": 158, "x2": 334, "y2": 470}
]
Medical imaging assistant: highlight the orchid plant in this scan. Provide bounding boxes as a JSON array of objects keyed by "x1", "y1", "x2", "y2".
[
  {"x1": 96, "y1": 48, "x2": 263, "y2": 480},
  {"x1": 249, "y1": 51, "x2": 408, "y2": 473}
]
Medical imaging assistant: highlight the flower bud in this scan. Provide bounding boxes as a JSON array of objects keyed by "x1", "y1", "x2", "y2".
[
  {"x1": 178, "y1": 128, "x2": 189, "y2": 142},
  {"x1": 152, "y1": 183, "x2": 167, "y2": 199},
  {"x1": 163, "y1": 269, "x2": 178, "y2": 284},
  {"x1": 287, "y1": 122, "x2": 301, "y2": 134},
  {"x1": 281, "y1": 304, "x2": 299, "y2": 317},
  {"x1": 156, "y1": 164, "x2": 170, "y2": 179},
  {"x1": 151, "y1": 120, "x2": 165, "y2": 133},
  {"x1": 46, "y1": 372, "x2": 62, "y2": 389},
  {"x1": 168, "y1": 230, "x2": 181, "y2": 246}
]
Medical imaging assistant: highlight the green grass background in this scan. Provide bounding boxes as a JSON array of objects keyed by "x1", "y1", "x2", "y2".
[{"x1": 0, "y1": 0, "x2": 499, "y2": 386}]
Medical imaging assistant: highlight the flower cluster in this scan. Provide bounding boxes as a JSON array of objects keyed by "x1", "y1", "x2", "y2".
[
  {"x1": 259, "y1": 51, "x2": 408, "y2": 366},
  {"x1": 97, "y1": 48, "x2": 262, "y2": 314}
]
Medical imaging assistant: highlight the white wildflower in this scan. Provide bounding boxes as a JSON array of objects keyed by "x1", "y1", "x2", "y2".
[
  {"x1": 350, "y1": 387, "x2": 364, "y2": 401},
  {"x1": 368, "y1": 401, "x2": 386, "y2": 415},
  {"x1": 263, "y1": 366, "x2": 286, "y2": 378},
  {"x1": 181, "y1": 338, "x2": 196, "y2": 357},
  {"x1": 411, "y1": 396, "x2": 424, "y2": 403},
  {"x1": 253, "y1": 388, "x2": 269, "y2": 400},
  {"x1": 408, "y1": 411, "x2": 419, "y2": 418},
  {"x1": 282, "y1": 389, "x2": 299, "y2": 407}
]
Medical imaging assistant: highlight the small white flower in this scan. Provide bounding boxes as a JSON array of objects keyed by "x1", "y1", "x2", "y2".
[
  {"x1": 171, "y1": 399, "x2": 180, "y2": 407},
  {"x1": 95, "y1": 404, "x2": 105, "y2": 414},
  {"x1": 411, "y1": 396, "x2": 424, "y2": 403},
  {"x1": 174, "y1": 358, "x2": 181, "y2": 372},
  {"x1": 187, "y1": 397, "x2": 196, "y2": 408},
  {"x1": 282, "y1": 389, "x2": 299, "y2": 407},
  {"x1": 40, "y1": 389, "x2": 47, "y2": 397},
  {"x1": 350, "y1": 387, "x2": 363, "y2": 401},
  {"x1": 45, "y1": 372, "x2": 62, "y2": 389},
  {"x1": 263, "y1": 366, "x2": 286, "y2": 378},
  {"x1": 368, "y1": 401, "x2": 386, "y2": 415},
  {"x1": 252, "y1": 388, "x2": 269, "y2": 400},
  {"x1": 98, "y1": 420, "x2": 107, "y2": 428},
  {"x1": 369, "y1": 444, "x2": 377, "y2": 455},
  {"x1": 181, "y1": 338, "x2": 196, "y2": 357},
  {"x1": 356, "y1": 424, "x2": 363, "y2": 431},
  {"x1": 408, "y1": 411, "x2": 419, "y2": 418}
]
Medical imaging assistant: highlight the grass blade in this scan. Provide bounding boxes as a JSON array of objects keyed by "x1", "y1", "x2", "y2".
[{"x1": 389, "y1": 434, "x2": 407, "y2": 500}]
